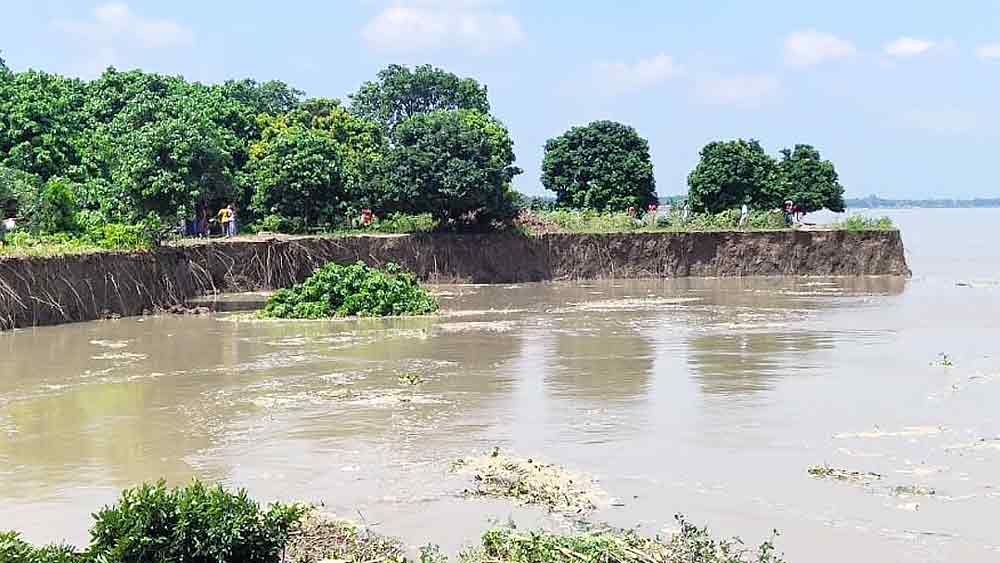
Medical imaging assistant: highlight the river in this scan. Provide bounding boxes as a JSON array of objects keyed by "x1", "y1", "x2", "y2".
[{"x1": 1, "y1": 209, "x2": 998, "y2": 562}]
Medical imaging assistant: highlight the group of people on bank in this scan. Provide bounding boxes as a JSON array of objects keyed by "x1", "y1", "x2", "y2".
[{"x1": 181, "y1": 204, "x2": 239, "y2": 238}]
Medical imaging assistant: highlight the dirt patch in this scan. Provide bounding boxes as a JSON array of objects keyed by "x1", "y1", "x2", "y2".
[{"x1": 451, "y1": 450, "x2": 604, "y2": 514}]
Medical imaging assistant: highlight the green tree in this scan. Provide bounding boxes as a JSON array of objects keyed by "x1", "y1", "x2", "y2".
[
  {"x1": 381, "y1": 109, "x2": 521, "y2": 226},
  {"x1": 350, "y1": 64, "x2": 490, "y2": 134},
  {"x1": 0, "y1": 166, "x2": 40, "y2": 216},
  {"x1": 245, "y1": 117, "x2": 346, "y2": 227},
  {"x1": 108, "y1": 98, "x2": 235, "y2": 221},
  {"x1": 687, "y1": 139, "x2": 778, "y2": 213},
  {"x1": 541, "y1": 121, "x2": 657, "y2": 212},
  {"x1": 0, "y1": 70, "x2": 87, "y2": 180},
  {"x1": 34, "y1": 177, "x2": 80, "y2": 234},
  {"x1": 774, "y1": 144, "x2": 845, "y2": 212}
]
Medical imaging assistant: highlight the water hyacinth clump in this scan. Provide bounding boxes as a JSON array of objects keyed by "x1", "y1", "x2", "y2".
[{"x1": 260, "y1": 261, "x2": 439, "y2": 319}]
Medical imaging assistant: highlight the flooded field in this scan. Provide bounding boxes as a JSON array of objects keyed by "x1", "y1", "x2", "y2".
[{"x1": 1, "y1": 209, "x2": 999, "y2": 562}]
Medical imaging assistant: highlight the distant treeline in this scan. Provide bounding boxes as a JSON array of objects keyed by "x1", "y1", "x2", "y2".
[{"x1": 845, "y1": 195, "x2": 1000, "y2": 209}]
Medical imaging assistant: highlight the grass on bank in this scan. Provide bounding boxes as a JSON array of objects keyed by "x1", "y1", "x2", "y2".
[{"x1": 0, "y1": 210, "x2": 897, "y2": 260}]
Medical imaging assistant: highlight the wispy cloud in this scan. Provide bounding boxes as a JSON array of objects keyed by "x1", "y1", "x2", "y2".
[
  {"x1": 591, "y1": 54, "x2": 681, "y2": 96},
  {"x1": 884, "y1": 37, "x2": 935, "y2": 57},
  {"x1": 976, "y1": 43, "x2": 1000, "y2": 60},
  {"x1": 693, "y1": 73, "x2": 779, "y2": 108},
  {"x1": 362, "y1": 0, "x2": 525, "y2": 54},
  {"x1": 53, "y1": 2, "x2": 193, "y2": 76},
  {"x1": 784, "y1": 30, "x2": 856, "y2": 68}
]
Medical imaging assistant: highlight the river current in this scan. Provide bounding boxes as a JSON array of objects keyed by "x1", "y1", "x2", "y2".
[{"x1": 1, "y1": 208, "x2": 998, "y2": 562}]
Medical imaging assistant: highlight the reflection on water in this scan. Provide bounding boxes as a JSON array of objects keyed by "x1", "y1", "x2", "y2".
[{"x1": 2, "y1": 211, "x2": 1000, "y2": 562}]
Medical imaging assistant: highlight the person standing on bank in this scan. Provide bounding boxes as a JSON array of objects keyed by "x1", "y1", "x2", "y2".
[
  {"x1": 228, "y1": 204, "x2": 238, "y2": 237},
  {"x1": 218, "y1": 204, "x2": 234, "y2": 238}
]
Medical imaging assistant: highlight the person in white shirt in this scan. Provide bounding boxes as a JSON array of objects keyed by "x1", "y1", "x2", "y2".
[{"x1": 0, "y1": 216, "x2": 15, "y2": 246}]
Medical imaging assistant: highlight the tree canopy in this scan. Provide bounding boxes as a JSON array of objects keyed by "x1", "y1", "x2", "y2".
[
  {"x1": 349, "y1": 64, "x2": 490, "y2": 135},
  {"x1": 542, "y1": 121, "x2": 657, "y2": 212},
  {"x1": 774, "y1": 144, "x2": 845, "y2": 213},
  {"x1": 381, "y1": 109, "x2": 521, "y2": 226},
  {"x1": 686, "y1": 139, "x2": 778, "y2": 214},
  {"x1": 687, "y1": 139, "x2": 846, "y2": 214}
]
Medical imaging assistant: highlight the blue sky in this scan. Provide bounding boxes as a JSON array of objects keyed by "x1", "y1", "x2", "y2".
[{"x1": 3, "y1": 1, "x2": 1000, "y2": 198}]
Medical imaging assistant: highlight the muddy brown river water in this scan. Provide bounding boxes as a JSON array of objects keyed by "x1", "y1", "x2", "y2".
[{"x1": 1, "y1": 209, "x2": 999, "y2": 562}]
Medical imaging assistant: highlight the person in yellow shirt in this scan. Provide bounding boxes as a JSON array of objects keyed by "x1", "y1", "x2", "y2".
[{"x1": 218, "y1": 205, "x2": 234, "y2": 238}]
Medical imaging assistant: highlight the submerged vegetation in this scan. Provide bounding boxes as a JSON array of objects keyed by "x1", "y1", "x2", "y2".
[
  {"x1": 451, "y1": 449, "x2": 603, "y2": 514},
  {"x1": 260, "y1": 261, "x2": 438, "y2": 319}
]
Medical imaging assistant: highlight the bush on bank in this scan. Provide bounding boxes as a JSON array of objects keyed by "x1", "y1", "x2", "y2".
[
  {"x1": 1, "y1": 480, "x2": 304, "y2": 563},
  {"x1": 260, "y1": 261, "x2": 438, "y2": 319}
]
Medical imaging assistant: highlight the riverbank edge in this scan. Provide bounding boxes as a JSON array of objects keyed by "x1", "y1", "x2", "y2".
[{"x1": 0, "y1": 230, "x2": 909, "y2": 329}]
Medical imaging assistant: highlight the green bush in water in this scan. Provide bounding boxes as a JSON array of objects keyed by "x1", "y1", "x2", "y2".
[
  {"x1": 261, "y1": 261, "x2": 438, "y2": 319},
  {"x1": 87, "y1": 480, "x2": 304, "y2": 563}
]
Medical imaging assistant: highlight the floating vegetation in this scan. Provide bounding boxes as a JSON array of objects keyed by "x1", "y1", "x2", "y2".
[
  {"x1": 834, "y1": 426, "x2": 944, "y2": 440},
  {"x1": 284, "y1": 511, "x2": 408, "y2": 563},
  {"x1": 892, "y1": 485, "x2": 937, "y2": 497},
  {"x1": 451, "y1": 449, "x2": 603, "y2": 514},
  {"x1": 398, "y1": 373, "x2": 424, "y2": 386},
  {"x1": 260, "y1": 261, "x2": 438, "y2": 319},
  {"x1": 808, "y1": 465, "x2": 883, "y2": 483},
  {"x1": 932, "y1": 353, "x2": 954, "y2": 367},
  {"x1": 460, "y1": 516, "x2": 786, "y2": 563}
]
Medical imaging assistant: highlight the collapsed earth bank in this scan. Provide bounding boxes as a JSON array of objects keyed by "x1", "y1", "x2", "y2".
[{"x1": 0, "y1": 230, "x2": 909, "y2": 329}]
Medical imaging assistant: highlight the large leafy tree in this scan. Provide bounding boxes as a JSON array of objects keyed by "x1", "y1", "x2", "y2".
[
  {"x1": 350, "y1": 65, "x2": 490, "y2": 135},
  {"x1": 245, "y1": 117, "x2": 345, "y2": 227},
  {"x1": 774, "y1": 144, "x2": 845, "y2": 213},
  {"x1": 108, "y1": 96, "x2": 236, "y2": 220},
  {"x1": 541, "y1": 121, "x2": 656, "y2": 212},
  {"x1": 687, "y1": 139, "x2": 778, "y2": 214},
  {"x1": 381, "y1": 109, "x2": 521, "y2": 226},
  {"x1": 0, "y1": 70, "x2": 87, "y2": 181}
]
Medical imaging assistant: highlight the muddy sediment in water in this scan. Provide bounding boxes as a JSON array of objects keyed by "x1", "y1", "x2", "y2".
[{"x1": 0, "y1": 231, "x2": 909, "y2": 328}]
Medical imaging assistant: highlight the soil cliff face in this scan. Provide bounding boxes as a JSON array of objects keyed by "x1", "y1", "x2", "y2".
[{"x1": 0, "y1": 230, "x2": 909, "y2": 329}]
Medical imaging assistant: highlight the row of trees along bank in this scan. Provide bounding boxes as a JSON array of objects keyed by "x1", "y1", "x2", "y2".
[{"x1": 0, "y1": 55, "x2": 845, "y2": 243}]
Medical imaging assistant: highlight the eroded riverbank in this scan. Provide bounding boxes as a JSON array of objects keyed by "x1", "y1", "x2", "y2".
[{"x1": 0, "y1": 230, "x2": 909, "y2": 329}]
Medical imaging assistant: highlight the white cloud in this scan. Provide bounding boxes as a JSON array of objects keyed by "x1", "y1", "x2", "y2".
[
  {"x1": 362, "y1": 1, "x2": 525, "y2": 54},
  {"x1": 884, "y1": 37, "x2": 935, "y2": 57},
  {"x1": 693, "y1": 73, "x2": 779, "y2": 108},
  {"x1": 54, "y1": 3, "x2": 193, "y2": 76},
  {"x1": 976, "y1": 43, "x2": 1000, "y2": 59},
  {"x1": 592, "y1": 54, "x2": 681, "y2": 96},
  {"x1": 902, "y1": 108, "x2": 977, "y2": 135},
  {"x1": 784, "y1": 30, "x2": 856, "y2": 68}
]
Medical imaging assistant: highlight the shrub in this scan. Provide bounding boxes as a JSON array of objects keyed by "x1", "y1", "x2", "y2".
[
  {"x1": 260, "y1": 261, "x2": 438, "y2": 319},
  {"x1": 833, "y1": 215, "x2": 896, "y2": 231},
  {"x1": 87, "y1": 480, "x2": 304, "y2": 563},
  {"x1": 365, "y1": 213, "x2": 439, "y2": 234},
  {"x1": 542, "y1": 121, "x2": 657, "y2": 212},
  {"x1": 0, "y1": 532, "x2": 79, "y2": 563},
  {"x1": 33, "y1": 177, "x2": 80, "y2": 234}
]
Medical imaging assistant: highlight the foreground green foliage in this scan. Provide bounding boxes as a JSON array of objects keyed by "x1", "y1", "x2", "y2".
[
  {"x1": 261, "y1": 262, "x2": 438, "y2": 319},
  {"x1": 1, "y1": 480, "x2": 304, "y2": 563},
  {"x1": 461, "y1": 518, "x2": 785, "y2": 563},
  {"x1": 542, "y1": 121, "x2": 657, "y2": 212},
  {"x1": 88, "y1": 480, "x2": 304, "y2": 563}
]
